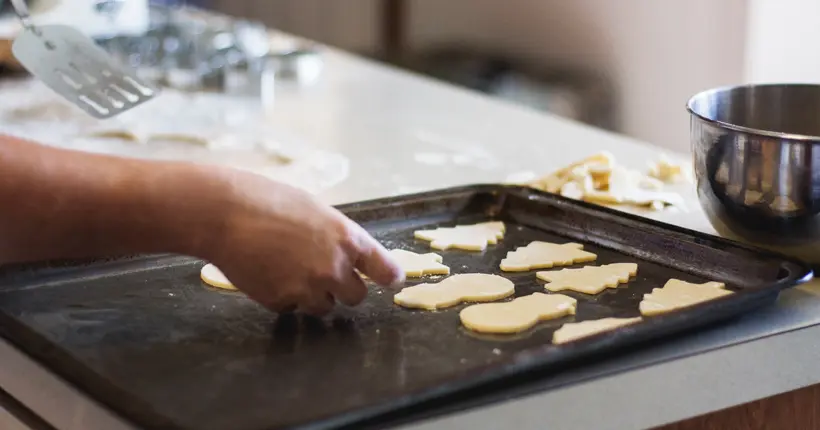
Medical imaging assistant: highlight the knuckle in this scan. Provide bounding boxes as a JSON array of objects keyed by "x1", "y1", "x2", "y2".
[
  {"x1": 311, "y1": 268, "x2": 340, "y2": 285},
  {"x1": 334, "y1": 277, "x2": 367, "y2": 306},
  {"x1": 335, "y1": 221, "x2": 361, "y2": 254},
  {"x1": 310, "y1": 259, "x2": 350, "y2": 285}
]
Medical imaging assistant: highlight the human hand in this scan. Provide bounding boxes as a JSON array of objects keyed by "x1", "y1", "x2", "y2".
[
  {"x1": 0, "y1": 135, "x2": 402, "y2": 312},
  {"x1": 198, "y1": 170, "x2": 404, "y2": 316}
]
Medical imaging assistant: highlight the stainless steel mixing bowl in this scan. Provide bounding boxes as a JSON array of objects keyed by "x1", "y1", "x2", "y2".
[{"x1": 688, "y1": 84, "x2": 820, "y2": 262}]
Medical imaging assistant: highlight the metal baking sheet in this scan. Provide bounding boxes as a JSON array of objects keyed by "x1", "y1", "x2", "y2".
[{"x1": 0, "y1": 185, "x2": 810, "y2": 430}]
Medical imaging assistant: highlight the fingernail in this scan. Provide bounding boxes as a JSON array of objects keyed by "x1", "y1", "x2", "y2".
[{"x1": 389, "y1": 273, "x2": 406, "y2": 289}]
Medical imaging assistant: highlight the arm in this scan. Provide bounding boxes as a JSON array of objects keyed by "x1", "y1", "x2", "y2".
[
  {"x1": 0, "y1": 135, "x2": 403, "y2": 314},
  {"x1": 0, "y1": 134, "x2": 224, "y2": 262}
]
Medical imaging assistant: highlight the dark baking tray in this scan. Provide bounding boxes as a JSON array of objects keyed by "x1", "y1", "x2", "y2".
[{"x1": 0, "y1": 184, "x2": 811, "y2": 430}]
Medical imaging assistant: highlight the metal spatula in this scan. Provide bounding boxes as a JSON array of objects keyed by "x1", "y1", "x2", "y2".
[{"x1": 9, "y1": 0, "x2": 158, "y2": 119}]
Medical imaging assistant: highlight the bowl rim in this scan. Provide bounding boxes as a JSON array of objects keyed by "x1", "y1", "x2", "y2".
[{"x1": 686, "y1": 83, "x2": 820, "y2": 142}]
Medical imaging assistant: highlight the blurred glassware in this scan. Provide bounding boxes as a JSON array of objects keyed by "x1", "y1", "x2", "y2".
[
  {"x1": 94, "y1": 6, "x2": 322, "y2": 97},
  {"x1": 274, "y1": 46, "x2": 322, "y2": 85},
  {"x1": 94, "y1": 0, "x2": 126, "y2": 19}
]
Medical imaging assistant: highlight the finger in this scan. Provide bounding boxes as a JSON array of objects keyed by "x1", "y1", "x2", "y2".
[
  {"x1": 255, "y1": 287, "x2": 299, "y2": 314},
  {"x1": 328, "y1": 270, "x2": 368, "y2": 306},
  {"x1": 357, "y1": 241, "x2": 405, "y2": 287},
  {"x1": 345, "y1": 221, "x2": 405, "y2": 287},
  {"x1": 298, "y1": 291, "x2": 335, "y2": 317}
]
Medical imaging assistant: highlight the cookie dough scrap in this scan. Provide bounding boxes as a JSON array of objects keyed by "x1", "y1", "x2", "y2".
[
  {"x1": 527, "y1": 152, "x2": 615, "y2": 193},
  {"x1": 500, "y1": 241, "x2": 597, "y2": 272},
  {"x1": 527, "y1": 151, "x2": 686, "y2": 212},
  {"x1": 584, "y1": 166, "x2": 685, "y2": 209},
  {"x1": 393, "y1": 273, "x2": 514, "y2": 310},
  {"x1": 648, "y1": 155, "x2": 692, "y2": 184},
  {"x1": 389, "y1": 249, "x2": 450, "y2": 277},
  {"x1": 640, "y1": 279, "x2": 732, "y2": 316},
  {"x1": 200, "y1": 263, "x2": 237, "y2": 291},
  {"x1": 536, "y1": 263, "x2": 638, "y2": 295},
  {"x1": 460, "y1": 292, "x2": 577, "y2": 334},
  {"x1": 552, "y1": 317, "x2": 642, "y2": 344},
  {"x1": 414, "y1": 221, "x2": 505, "y2": 251},
  {"x1": 770, "y1": 196, "x2": 800, "y2": 212}
]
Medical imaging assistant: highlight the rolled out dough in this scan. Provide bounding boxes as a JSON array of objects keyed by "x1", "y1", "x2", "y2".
[
  {"x1": 413, "y1": 221, "x2": 505, "y2": 251},
  {"x1": 200, "y1": 263, "x2": 237, "y2": 291},
  {"x1": 640, "y1": 279, "x2": 731, "y2": 316},
  {"x1": 459, "y1": 292, "x2": 577, "y2": 334},
  {"x1": 393, "y1": 273, "x2": 514, "y2": 310},
  {"x1": 552, "y1": 317, "x2": 642, "y2": 344},
  {"x1": 500, "y1": 241, "x2": 597, "y2": 272},
  {"x1": 536, "y1": 263, "x2": 638, "y2": 295}
]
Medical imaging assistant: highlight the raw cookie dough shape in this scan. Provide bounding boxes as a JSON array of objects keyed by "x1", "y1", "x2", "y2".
[
  {"x1": 389, "y1": 249, "x2": 450, "y2": 277},
  {"x1": 459, "y1": 292, "x2": 577, "y2": 334},
  {"x1": 414, "y1": 221, "x2": 505, "y2": 251},
  {"x1": 552, "y1": 317, "x2": 642, "y2": 344},
  {"x1": 536, "y1": 263, "x2": 638, "y2": 295},
  {"x1": 393, "y1": 273, "x2": 515, "y2": 310},
  {"x1": 500, "y1": 241, "x2": 597, "y2": 272},
  {"x1": 640, "y1": 279, "x2": 732, "y2": 316},
  {"x1": 200, "y1": 263, "x2": 237, "y2": 291}
]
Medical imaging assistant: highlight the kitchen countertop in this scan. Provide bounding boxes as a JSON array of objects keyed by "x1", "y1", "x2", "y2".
[{"x1": 3, "y1": 45, "x2": 820, "y2": 430}]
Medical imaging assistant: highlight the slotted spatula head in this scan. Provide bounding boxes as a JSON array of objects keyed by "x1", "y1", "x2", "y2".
[{"x1": 12, "y1": 24, "x2": 159, "y2": 119}]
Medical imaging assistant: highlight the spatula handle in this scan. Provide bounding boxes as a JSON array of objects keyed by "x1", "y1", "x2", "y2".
[{"x1": 9, "y1": 0, "x2": 33, "y2": 29}]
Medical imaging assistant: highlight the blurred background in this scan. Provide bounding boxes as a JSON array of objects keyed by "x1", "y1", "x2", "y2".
[
  {"x1": 209, "y1": 0, "x2": 818, "y2": 154},
  {"x1": 2, "y1": 0, "x2": 816, "y2": 154}
]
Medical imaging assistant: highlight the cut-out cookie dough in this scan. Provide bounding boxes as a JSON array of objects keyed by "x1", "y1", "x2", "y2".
[
  {"x1": 414, "y1": 221, "x2": 505, "y2": 251},
  {"x1": 536, "y1": 263, "x2": 638, "y2": 295},
  {"x1": 640, "y1": 279, "x2": 732, "y2": 316},
  {"x1": 552, "y1": 317, "x2": 642, "y2": 344},
  {"x1": 460, "y1": 293, "x2": 577, "y2": 334},
  {"x1": 393, "y1": 273, "x2": 514, "y2": 310},
  {"x1": 500, "y1": 241, "x2": 597, "y2": 272},
  {"x1": 389, "y1": 249, "x2": 450, "y2": 277},
  {"x1": 200, "y1": 263, "x2": 237, "y2": 291}
]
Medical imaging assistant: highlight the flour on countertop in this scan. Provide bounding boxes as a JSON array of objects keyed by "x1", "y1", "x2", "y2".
[{"x1": 0, "y1": 79, "x2": 349, "y2": 195}]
